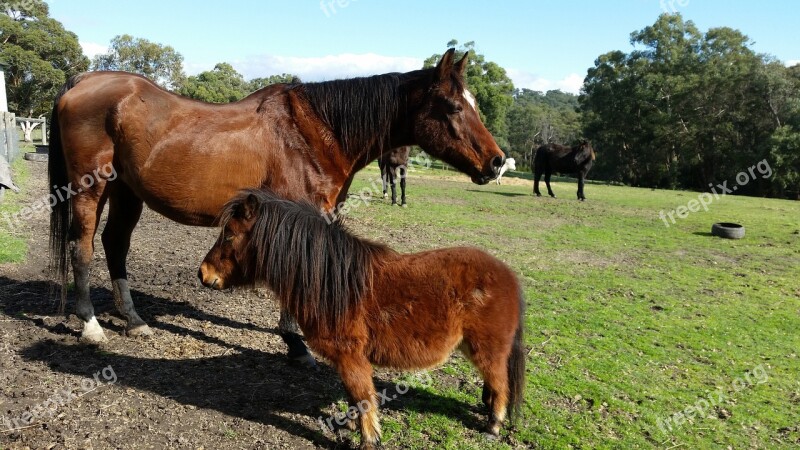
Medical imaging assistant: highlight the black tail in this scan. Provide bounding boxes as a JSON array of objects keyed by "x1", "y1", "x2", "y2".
[
  {"x1": 507, "y1": 288, "x2": 526, "y2": 423},
  {"x1": 48, "y1": 74, "x2": 84, "y2": 313}
]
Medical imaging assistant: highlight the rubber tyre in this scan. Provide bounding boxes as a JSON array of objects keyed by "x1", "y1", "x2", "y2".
[
  {"x1": 23, "y1": 152, "x2": 48, "y2": 162},
  {"x1": 711, "y1": 222, "x2": 745, "y2": 239}
]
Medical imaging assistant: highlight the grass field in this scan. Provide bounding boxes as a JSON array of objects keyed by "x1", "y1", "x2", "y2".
[
  {"x1": 0, "y1": 156, "x2": 31, "y2": 264},
  {"x1": 1, "y1": 155, "x2": 797, "y2": 448},
  {"x1": 342, "y1": 164, "x2": 800, "y2": 449}
]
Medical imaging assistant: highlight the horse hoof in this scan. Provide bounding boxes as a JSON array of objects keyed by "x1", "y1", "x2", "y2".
[
  {"x1": 535, "y1": 193, "x2": 542, "y2": 197},
  {"x1": 383, "y1": 194, "x2": 388, "y2": 199},
  {"x1": 482, "y1": 431, "x2": 500, "y2": 441},
  {"x1": 401, "y1": 203, "x2": 407, "y2": 208},
  {"x1": 125, "y1": 323, "x2": 153, "y2": 337},
  {"x1": 80, "y1": 331, "x2": 108, "y2": 344},
  {"x1": 290, "y1": 353, "x2": 319, "y2": 370}
]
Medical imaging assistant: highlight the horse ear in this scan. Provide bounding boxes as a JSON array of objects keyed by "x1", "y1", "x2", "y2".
[
  {"x1": 454, "y1": 51, "x2": 469, "y2": 76},
  {"x1": 435, "y1": 48, "x2": 456, "y2": 80},
  {"x1": 242, "y1": 193, "x2": 259, "y2": 220}
]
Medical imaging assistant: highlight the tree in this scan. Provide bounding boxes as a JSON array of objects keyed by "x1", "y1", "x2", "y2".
[
  {"x1": 580, "y1": 14, "x2": 799, "y2": 196},
  {"x1": 1, "y1": 0, "x2": 89, "y2": 116},
  {"x1": 92, "y1": 34, "x2": 185, "y2": 90},
  {"x1": 179, "y1": 63, "x2": 250, "y2": 103},
  {"x1": 423, "y1": 40, "x2": 515, "y2": 151},
  {"x1": 249, "y1": 73, "x2": 300, "y2": 91}
]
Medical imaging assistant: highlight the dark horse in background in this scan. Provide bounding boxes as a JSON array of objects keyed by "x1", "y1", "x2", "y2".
[
  {"x1": 48, "y1": 48, "x2": 505, "y2": 366},
  {"x1": 378, "y1": 146, "x2": 411, "y2": 206},
  {"x1": 533, "y1": 140, "x2": 596, "y2": 200},
  {"x1": 198, "y1": 190, "x2": 525, "y2": 449}
]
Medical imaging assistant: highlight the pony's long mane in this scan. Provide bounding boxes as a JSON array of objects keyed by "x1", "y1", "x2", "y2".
[{"x1": 220, "y1": 189, "x2": 393, "y2": 332}]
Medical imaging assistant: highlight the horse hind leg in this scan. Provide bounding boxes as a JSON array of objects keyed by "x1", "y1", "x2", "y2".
[
  {"x1": 101, "y1": 183, "x2": 152, "y2": 337},
  {"x1": 278, "y1": 310, "x2": 316, "y2": 368},
  {"x1": 545, "y1": 172, "x2": 556, "y2": 198},
  {"x1": 70, "y1": 182, "x2": 108, "y2": 343},
  {"x1": 399, "y1": 166, "x2": 407, "y2": 207}
]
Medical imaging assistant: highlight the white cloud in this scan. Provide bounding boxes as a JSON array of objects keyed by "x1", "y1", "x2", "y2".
[
  {"x1": 786, "y1": 59, "x2": 800, "y2": 67},
  {"x1": 80, "y1": 41, "x2": 108, "y2": 60},
  {"x1": 220, "y1": 53, "x2": 424, "y2": 82},
  {"x1": 506, "y1": 69, "x2": 585, "y2": 95}
]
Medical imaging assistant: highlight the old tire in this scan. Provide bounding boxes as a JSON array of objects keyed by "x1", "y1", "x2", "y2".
[
  {"x1": 23, "y1": 152, "x2": 48, "y2": 162},
  {"x1": 711, "y1": 222, "x2": 745, "y2": 239}
]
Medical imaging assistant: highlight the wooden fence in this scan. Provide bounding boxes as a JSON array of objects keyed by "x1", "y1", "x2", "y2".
[{"x1": 1, "y1": 112, "x2": 19, "y2": 163}]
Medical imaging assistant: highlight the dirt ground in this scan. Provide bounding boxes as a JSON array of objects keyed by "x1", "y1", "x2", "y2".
[{"x1": 0, "y1": 161, "x2": 487, "y2": 449}]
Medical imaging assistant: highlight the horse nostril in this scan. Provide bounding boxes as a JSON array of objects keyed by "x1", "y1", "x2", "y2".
[{"x1": 491, "y1": 156, "x2": 503, "y2": 169}]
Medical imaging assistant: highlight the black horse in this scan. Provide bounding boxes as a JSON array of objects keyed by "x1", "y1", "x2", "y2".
[
  {"x1": 533, "y1": 140, "x2": 596, "y2": 200},
  {"x1": 379, "y1": 146, "x2": 412, "y2": 206}
]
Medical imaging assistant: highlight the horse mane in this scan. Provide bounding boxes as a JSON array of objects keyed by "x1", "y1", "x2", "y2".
[
  {"x1": 220, "y1": 189, "x2": 393, "y2": 332},
  {"x1": 294, "y1": 66, "x2": 464, "y2": 160}
]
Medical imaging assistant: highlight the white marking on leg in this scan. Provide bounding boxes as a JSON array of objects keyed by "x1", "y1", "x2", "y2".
[
  {"x1": 81, "y1": 316, "x2": 107, "y2": 342},
  {"x1": 463, "y1": 89, "x2": 477, "y2": 110},
  {"x1": 112, "y1": 278, "x2": 152, "y2": 336}
]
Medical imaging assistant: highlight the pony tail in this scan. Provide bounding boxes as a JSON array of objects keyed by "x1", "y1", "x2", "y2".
[{"x1": 506, "y1": 288, "x2": 526, "y2": 423}]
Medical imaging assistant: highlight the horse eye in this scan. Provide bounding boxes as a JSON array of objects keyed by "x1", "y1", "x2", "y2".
[
  {"x1": 448, "y1": 101, "x2": 463, "y2": 114},
  {"x1": 224, "y1": 234, "x2": 235, "y2": 242}
]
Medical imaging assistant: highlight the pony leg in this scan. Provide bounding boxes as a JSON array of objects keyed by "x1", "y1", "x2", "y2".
[
  {"x1": 101, "y1": 183, "x2": 151, "y2": 337},
  {"x1": 577, "y1": 174, "x2": 586, "y2": 201},
  {"x1": 70, "y1": 186, "x2": 108, "y2": 343},
  {"x1": 399, "y1": 166, "x2": 407, "y2": 206},
  {"x1": 463, "y1": 339, "x2": 511, "y2": 436},
  {"x1": 278, "y1": 310, "x2": 316, "y2": 368},
  {"x1": 335, "y1": 354, "x2": 381, "y2": 449},
  {"x1": 545, "y1": 172, "x2": 555, "y2": 198}
]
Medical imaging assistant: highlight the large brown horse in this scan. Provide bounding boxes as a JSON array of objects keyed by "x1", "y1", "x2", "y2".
[
  {"x1": 48, "y1": 48, "x2": 505, "y2": 363},
  {"x1": 198, "y1": 189, "x2": 525, "y2": 449}
]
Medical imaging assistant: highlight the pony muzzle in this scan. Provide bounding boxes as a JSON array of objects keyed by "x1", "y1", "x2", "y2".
[{"x1": 198, "y1": 263, "x2": 224, "y2": 290}]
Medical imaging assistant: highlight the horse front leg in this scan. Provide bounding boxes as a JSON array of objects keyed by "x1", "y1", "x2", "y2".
[
  {"x1": 533, "y1": 170, "x2": 542, "y2": 196},
  {"x1": 335, "y1": 354, "x2": 381, "y2": 449},
  {"x1": 102, "y1": 183, "x2": 152, "y2": 337},
  {"x1": 399, "y1": 167, "x2": 407, "y2": 207},
  {"x1": 577, "y1": 173, "x2": 586, "y2": 201},
  {"x1": 389, "y1": 168, "x2": 398, "y2": 206},
  {"x1": 381, "y1": 168, "x2": 389, "y2": 199},
  {"x1": 278, "y1": 309, "x2": 316, "y2": 368}
]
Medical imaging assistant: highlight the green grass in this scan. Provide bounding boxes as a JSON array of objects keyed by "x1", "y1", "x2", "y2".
[
  {"x1": 0, "y1": 157, "x2": 31, "y2": 263},
  {"x1": 342, "y1": 163, "x2": 800, "y2": 449}
]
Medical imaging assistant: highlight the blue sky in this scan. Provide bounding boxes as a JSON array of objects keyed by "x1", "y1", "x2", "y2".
[{"x1": 48, "y1": 0, "x2": 800, "y2": 94}]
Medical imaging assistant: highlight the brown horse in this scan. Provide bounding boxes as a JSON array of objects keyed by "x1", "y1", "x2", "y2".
[
  {"x1": 48, "y1": 48, "x2": 505, "y2": 363},
  {"x1": 198, "y1": 189, "x2": 525, "y2": 449},
  {"x1": 378, "y1": 146, "x2": 411, "y2": 206},
  {"x1": 533, "y1": 140, "x2": 595, "y2": 200}
]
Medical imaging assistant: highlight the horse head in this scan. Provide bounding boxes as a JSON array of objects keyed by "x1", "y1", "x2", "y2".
[{"x1": 410, "y1": 48, "x2": 505, "y2": 184}]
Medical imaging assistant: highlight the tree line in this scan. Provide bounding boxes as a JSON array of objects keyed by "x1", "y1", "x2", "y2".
[{"x1": 2, "y1": 1, "x2": 797, "y2": 197}]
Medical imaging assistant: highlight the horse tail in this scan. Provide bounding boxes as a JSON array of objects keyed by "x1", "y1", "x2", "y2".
[
  {"x1": 507, "y1": 287, "x2": 526, "y2": 423},
  {"x1": 49, "y1": 73, "x2": 84, "y2": 313}
]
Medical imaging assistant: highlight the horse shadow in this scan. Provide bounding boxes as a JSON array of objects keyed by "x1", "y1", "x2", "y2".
[
  {"x1": 3, "y1": 277, "x2": 485, "y2": 447},
  {"x1": 467, "y1": 189, "x2": 528, "y2": 198}
]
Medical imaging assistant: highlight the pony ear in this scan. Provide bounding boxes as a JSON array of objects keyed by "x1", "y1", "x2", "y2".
[
  {"x1": 436, "y1": 48, "x2": 457, "y2": 80},
  {"x1": 242, "y1": 193, "x2": 259, "y2": 220},
  {"x1": 454, "y1": 51, "x2": 469, "y2": 76}
]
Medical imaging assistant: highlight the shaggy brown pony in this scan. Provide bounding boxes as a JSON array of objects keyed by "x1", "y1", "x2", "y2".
[{"x1": 198, "y1": 189, "x2": 526, "y2": 449}]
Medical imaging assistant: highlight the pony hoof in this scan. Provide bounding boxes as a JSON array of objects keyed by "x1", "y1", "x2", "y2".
[
  {"x1": 482, "y1": 431, "x2": 500, "y2": 441},
  {"x1": 125, "y1": 323, "x2": 153, "y2": 337},
  {"x1": 289, "y1": 353, "x2": 319, "y2": 370},
  {"x1": 383, "y1": 194, "x2": 388, "y2": 199},
  {"x1": 401, "y1": 203, "x2": 407, "y2": 208}
]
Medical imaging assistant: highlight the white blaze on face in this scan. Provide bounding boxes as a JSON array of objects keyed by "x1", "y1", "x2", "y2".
[{"x1": 463, "y1": 89, "x2": 477, "y2": 111}]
